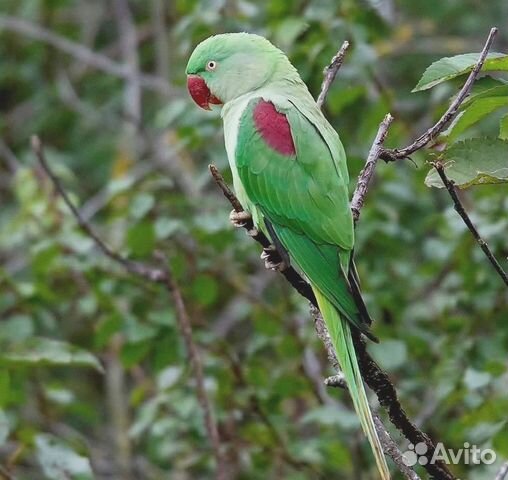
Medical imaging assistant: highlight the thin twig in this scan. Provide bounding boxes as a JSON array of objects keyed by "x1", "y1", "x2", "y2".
[
  {"x1": 0, "y1": 15, "x2": 172, "y2": 96},
  {"x1": 351, "y1": 114, "x2": 394, "y2": 223},
  {"x1": 32, "y1": 137, "x2": 226, "y2": 479},
  {"x1": 431, "y1": 161, "x2": 508, "y2": 287},
  {"x1": 317, "y1": 40, "x2": 350, "y2": 108},
  {"x1": 155, "y1": 253, "x2": 227, "y2": 480},
  {"x1": 381, "y1": 27, "x2": 498, "y2": 162},
  {"x1": 0, "y1": 464, "x2": 16, "y2": 480},
  {"x1": 352, "y1": 332, "x2": 455, "y2": 480},
  {"x1": 310, "y1": 304, "x2": 420, "y2": 480},
  {"x1": 31, "y1": 136, "x2": 166, "y2": 283},
  {"x1": 227, "y1": 352, "x2": 324, "y2": 478},
  {"x1": 373, "y1": 415, "x2": 421, "y2": 480},
  {"x1": 495, "y1": 462, "x2": 508, "y2": 480}
]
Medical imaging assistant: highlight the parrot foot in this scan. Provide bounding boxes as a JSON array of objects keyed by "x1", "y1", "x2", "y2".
[
  {"x1": 229, "y1": 209, "x2": 252, "y2": 228},
  {"x1": 261, "y1": 245, "x2": 288, "y2": 272},
  {"x1": 229, "y1": 209, "x2": 258, "y2": 236}
]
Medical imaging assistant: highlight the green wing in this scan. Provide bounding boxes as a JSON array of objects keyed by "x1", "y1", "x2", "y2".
[{"x1": 236, "y1": 96, "x2": 368, "y2": 332}]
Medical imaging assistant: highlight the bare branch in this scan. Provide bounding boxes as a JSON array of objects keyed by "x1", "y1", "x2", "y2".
[
  {"x1": 351, "y1": 114, "x2": 394, "y2": 223},
  {"x1": 209, "y1": 164, "x2": 244, "y2": 213},
  {"x1": 373, "y1": 415, "x2": 421, "y2": 480},
  {"x1": 381, "y1": 27, "x2": 498, "y2": 162},
  {"x1": 317, "y1": 40, "x2": 350, "y2": 108},
  {"x1": 0, "y1": 464, "x2": 17, "y2": 480},
  {"x1": 0, "y1": 139, "x2": 21, "y2": 174},
  {"x1": 431, "y1": 161, "x2": 508, "y2": 287},
  {"x1": 310, "y1": 308, "x2": 421, "y2": 480},
  {"x1": 0, "y1": 15, "x2": 173, "y2": 96},
  {"x1": 209, "y1": 165, "x2": 316, "y2": 301},
  {"x1": 154, "y1": 252, "x2": 227, "y2": 480},
  {"x1": 113, "y1": 0, "x2": 142, "y2": 126},
  {"x1": 31, "y1": 136, "x2": 166, "y2": 283},
  {"x1": 32, "y1": 137, "x2": 226, "y2": 479},
  {"x1": 352, "y1": 332, "x2": 455, "y2": 479},
  {"x1": 495, "y1": 462, "x2": 508, "y2": 480}
]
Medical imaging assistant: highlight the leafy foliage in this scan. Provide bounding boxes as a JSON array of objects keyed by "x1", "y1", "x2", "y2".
[
  {"x1": 0, "y1": 337, "x2": 103, "y2": 372},
  {"x1": 412, "y1": 46, "x2": 508, "y2": 191},
  {"x1": 425, "y1": 139, "x2": 508, "y2": 188},
  {"x1": 413, "y1": 52, "x2": 508, "y2": 91},
  {"x1": 0, "y1": 2, "x2": 507, "y2": 480}
]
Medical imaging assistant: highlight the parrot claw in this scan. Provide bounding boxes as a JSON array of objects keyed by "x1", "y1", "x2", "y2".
[
  {"x1": 261, "y1": 245, "x2": 288, "y2": 272},
  {"x1": 229, "y1": 209, "x2": 252, "y2": 228}
]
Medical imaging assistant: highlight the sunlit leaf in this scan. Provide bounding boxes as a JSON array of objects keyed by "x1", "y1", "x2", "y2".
[
  {"x1": 413, "y1": 52, "x2": 508, "y2": 92},
  {"x1": 464, "y1": 368, "x2": 492, "y2": 390},
  {"x1": 0, "y1": 338, "x2": 103, "y2": 373},
  {"x1": 500, "y1": 114, "x2": 508, "y2": 140},
  {"x1": 425, "y1": 138, "x2": 508, "y2": 188},
  {"x1": 35, "y1": 434, "x2": 94, "y2": 480},
  {"x1": 443, "y1": 96, "x2": 508, "y2": 142}
]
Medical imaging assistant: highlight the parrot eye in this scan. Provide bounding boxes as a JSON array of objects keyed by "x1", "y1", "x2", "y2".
[{"x1": 206, "y1": 60, "x2": 217, "y2": 72}]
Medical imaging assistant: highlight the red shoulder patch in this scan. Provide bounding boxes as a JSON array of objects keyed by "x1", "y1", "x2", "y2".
[{"x1": 253, "y1": 100, "x2": 296, "y2": 156}]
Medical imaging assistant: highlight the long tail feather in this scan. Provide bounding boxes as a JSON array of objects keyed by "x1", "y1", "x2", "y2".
[{"x1": 313, "y1": 287, "x2": 390, "y2": 480}]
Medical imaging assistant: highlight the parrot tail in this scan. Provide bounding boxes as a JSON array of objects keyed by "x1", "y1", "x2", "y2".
[{"x1": 313, "y1": 287, "x2": 390, "y2": 480}]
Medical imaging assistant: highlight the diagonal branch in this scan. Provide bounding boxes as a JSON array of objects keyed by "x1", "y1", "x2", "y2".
[
  {"x1": 0, "y1": 15, "x2": 173, "y2": 96},
  {"x1": 32, "y1": 136, "x2": 226, "y2": 480},
  {"x1": 495, "y1": 462, "x2": 508, "y2": 480},
  {"x1": 380, "y1": 27, "x2": 498, "y2": 162},
  {"x1": 317, "y1": 40, "x2": 350, "y2": 108},
  {"x1": 431, "y1": 161, "x2": 508, "y2": 287},
  {"x1": 351, "y1": 113, "x2": 394, "y2": 223}
]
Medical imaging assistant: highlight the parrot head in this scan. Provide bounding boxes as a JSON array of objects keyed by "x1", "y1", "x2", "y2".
[{"x1": 186, "y1": 33, "x2": 294, "y2": 109}]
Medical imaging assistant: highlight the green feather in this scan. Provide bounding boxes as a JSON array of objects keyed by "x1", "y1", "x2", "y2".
[{"x1": 314, "y1": 288, "x2": 390, "y2": 480}]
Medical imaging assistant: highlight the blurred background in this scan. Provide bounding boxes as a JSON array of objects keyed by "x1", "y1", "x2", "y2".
[{"x1": 0, "y1": 1, "x2": 507, "y2": 479}]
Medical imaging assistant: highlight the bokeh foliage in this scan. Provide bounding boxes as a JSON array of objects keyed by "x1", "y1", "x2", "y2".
[{"x1": 0, "y1": 1, "x2": 507, "y2": 479}]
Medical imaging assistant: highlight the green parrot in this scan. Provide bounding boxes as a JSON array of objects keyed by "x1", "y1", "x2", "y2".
[{"x1": 186, "y1": 33, "x2": 390, "y2": 480}]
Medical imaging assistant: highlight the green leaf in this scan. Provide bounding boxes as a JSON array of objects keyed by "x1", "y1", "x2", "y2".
[
  {"x1": 462, "y1": 77, "x2": 508, "y2": 106},
  {"x1": 500, "y1": 114, "x2": 508, "y2": 140},
  {"x1": 493, "y1": 422, "x2": 508, "y2": 458},
  {"x1": 0, "y1": 409, "x2": 10, "y2": 446},
  {"x1": 35, "y1": 434, "x2": 94, "y2": 480},
  {"x1": 464, "y1": 368, "x2": 492, "y2": 390},
  {"x1": 413, "y1": 52, "x2": 508, "y2": 92},
  {"x1": 444, "y1": 96, "x2": 508, "y2": 142},
  {"x1": 126, "y1": 221, "x2": 156, "y2": 257},
  {"x1": 369, "y1": 340, "x2": 407, "y2": 370},
  {"x1": 274, "y1": 17, "x2": 309, "y2": 49},
  {"x1": 191, "y1": 274, "x2": 219, "y2": 307},
  {"x1": 425, "y1": 138, "x2": 508, "y2": 189},
  {"x1": 0, "y1": 338, "x2": 103, "y2": 373}
]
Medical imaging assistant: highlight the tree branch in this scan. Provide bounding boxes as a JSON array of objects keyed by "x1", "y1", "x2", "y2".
[
  {"x1": 351, "y1": 113, "x2": 394, "y2": 223},
  {"x1": 32, "y1": 136, "x2": 226, "y2": 480},
  {"x1": 495, "y1": 462, "x2": 508, "y2": 480},
  {"x1": 209, "y1": 165, "x2": 315, "y2": 302},
  {"x1": 208, "y1": 166, "x2": 441, "y2": 478},
  {"x1": 0, "y1": 15, "x2": 173, "y2": 96},
  {"x1": 431, "y1": 161, "x2": 508, "y2": 287},
  {"x1": 380, "y1": 27, "x2": 498, "y2": 162},
  {"x1": 317, "y1": 40, "x2": 350, "y2": 108}
]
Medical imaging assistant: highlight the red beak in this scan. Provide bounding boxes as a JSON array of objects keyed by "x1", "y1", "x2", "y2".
[{"x1": 187, "y1": 75, "x2": 222, "y2": 110}]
